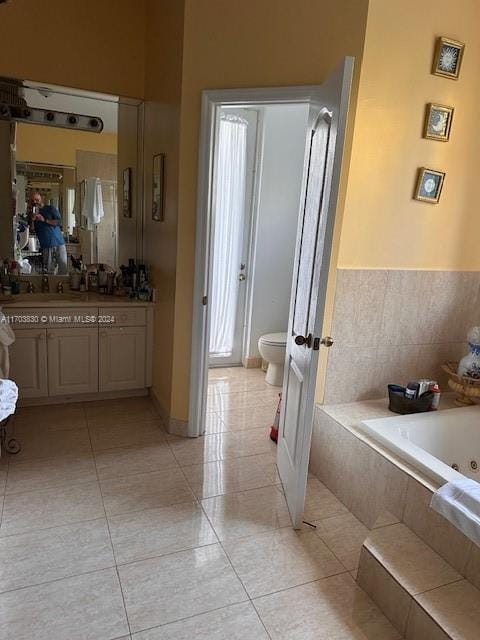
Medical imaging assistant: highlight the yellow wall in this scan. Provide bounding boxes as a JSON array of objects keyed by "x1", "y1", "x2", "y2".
[
  {"x1": 0, "y1": 0, "x2": 145, "y2": 98},
  {"x1": 338, "y1": 0, "x2": 480, "y2": 270},
  {"x1": 16, "y1": 123, "x2": 117, "y2": 166},
  {"x1": 143, "y1": 0, "x2": 185, "y2": 416},
  {"x1": 167, "y1": 0, "x2": 370, "y2": 420}
]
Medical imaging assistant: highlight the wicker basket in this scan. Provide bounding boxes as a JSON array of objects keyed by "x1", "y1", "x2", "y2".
[{"x1": 442, "y1": 362, "x2": 480, "y2": 406}]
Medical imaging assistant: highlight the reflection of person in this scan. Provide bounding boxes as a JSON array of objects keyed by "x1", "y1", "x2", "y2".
[{"x1": 31, "y1": 192, "x2": 68, "y2": 275}]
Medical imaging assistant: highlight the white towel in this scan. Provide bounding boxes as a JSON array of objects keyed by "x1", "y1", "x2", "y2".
[
  {"x1": 81, "y1": 177, "x2": 104, "y2": 230},
  {"x1": 0, "y1": 313, "x2": 15, "y2": 379},
  {"x1": 430, "y1": 478, "x2": 480, "y2": 547},
  {"x1": 0, "y1": 379, "x2": 18, "y2": 423}
]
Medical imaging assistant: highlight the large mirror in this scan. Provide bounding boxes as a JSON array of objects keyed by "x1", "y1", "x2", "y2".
[{"x1": 0, "y1": 78, "x2": 140, "y2": 277}]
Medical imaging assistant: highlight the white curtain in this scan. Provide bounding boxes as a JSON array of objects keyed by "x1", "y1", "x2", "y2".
[{"x1": 209, "y1": 114, "x2": 248, "y2": 358}]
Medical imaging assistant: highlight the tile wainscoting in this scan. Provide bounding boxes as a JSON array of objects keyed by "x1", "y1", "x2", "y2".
[{"x1": 324, "y1": 269, "x2": 480, "y2": 404}]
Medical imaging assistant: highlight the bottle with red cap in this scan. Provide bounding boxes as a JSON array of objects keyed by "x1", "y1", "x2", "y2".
[{"x1": 431, "y1": 383, "x2": 441, "y2": 410}]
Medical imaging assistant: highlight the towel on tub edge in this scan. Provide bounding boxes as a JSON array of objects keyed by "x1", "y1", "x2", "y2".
[{"x1": 430, "y1": 478, "x2": 480, "y2": 547}]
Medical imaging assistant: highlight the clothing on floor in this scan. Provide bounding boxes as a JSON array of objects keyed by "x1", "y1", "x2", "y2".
[{"x1": 0, "y1": 378, "x2": 18, "y2": 422}]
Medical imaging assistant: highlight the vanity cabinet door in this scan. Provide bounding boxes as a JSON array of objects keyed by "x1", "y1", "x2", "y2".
[
  {"x1": 47, "y1": 328, "x2": 99, "y2": 396},
  {"x1": 99, "y1": 326, "x2": 146, "y2": 392},
  {"x1": 9, "y1": 329, "x2": 48, "y2": 398}
]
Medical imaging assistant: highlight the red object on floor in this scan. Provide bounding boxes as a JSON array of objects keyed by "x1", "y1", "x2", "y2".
[{"x1": 270, "y1": 392, "x2": 282, "y2": 443}]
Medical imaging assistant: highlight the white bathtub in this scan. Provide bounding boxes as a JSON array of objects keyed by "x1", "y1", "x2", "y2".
[{"x1": 361, "y1": 405, "x2": 480, "y2": 486}]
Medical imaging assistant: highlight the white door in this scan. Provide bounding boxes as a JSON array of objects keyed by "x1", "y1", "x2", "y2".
[
  {"x1": 9, "y1": 329, "x2": 48, "y2": 398},
  {"x1": 47, "y1": 328, "x2": 98, "y2": 396},
  {"x1": 277, "y1": 59, "x2": 353, "y2": 528},
  {"x1": 208, "y1": 108, "x2": 258, "y2": 367},
  {"x1": 99, "y1": 326, "x2": 146, "y2": 392}
]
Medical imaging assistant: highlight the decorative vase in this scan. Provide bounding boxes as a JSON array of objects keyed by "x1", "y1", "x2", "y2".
[{"x1": 458, "y1": 327, "x2": 480, "y2": 379}]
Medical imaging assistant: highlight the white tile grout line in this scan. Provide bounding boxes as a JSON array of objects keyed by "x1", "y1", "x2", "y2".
[
  {"x1": 1, "y1": 392, "x2": 361, "y2": 634},
  {"x1": 0, "y1": 426, "x2": 377, "y2": 637},
  {"x1": 0, "y1": 563, "x2": 119, "y2": 598},
  {"x1": 0, "y1": 443, "x2": 12, "y2": 531},
  {"x1": 85, "y1": 416, "x2": 133, "y2": 639}
]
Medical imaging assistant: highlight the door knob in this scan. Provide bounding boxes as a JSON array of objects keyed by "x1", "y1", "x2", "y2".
[
  {"x1": 294, "y1": 334, "x2": 312, "y2": 348},
  {"x1": 320, "y1": 336, "x2": 334, "y2": 347},
  {"x1": 239, "y1": 273, "x2": 246, "y2": 282}
]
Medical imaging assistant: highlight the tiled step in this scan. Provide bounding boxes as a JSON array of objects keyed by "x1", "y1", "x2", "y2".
[{"x1": 357, "y1": 522, "x2": 480, "y2": 639}]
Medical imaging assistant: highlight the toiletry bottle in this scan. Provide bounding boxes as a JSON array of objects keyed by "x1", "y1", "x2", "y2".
[
  {"x1": 405, "y1": 382, "x2": 420, "y2": 400},
  {"x1": 138, "y1": 264, "x2": 146, "y2": 286},
  {"x1": 79, "y1": 271, "x2": 87, "y2": 293},
  {"x1": 431, "y1": 384, "x2": 441, "y2": 410},
  {"x1": 417, "y1": 379, "x2": 430, "y2": 396},
  {"x1": 1, "y1": 260, "x2": 9, "y2": 289},
  {"x1": 106, "y1": 271, "x2": 115, "y2": 295},
  {"x1": 9, "y1": 261, "x2": 20, "y2": 294},
  {"x1": 129, "y1": 258, "x2": 137, "y2": 291}
]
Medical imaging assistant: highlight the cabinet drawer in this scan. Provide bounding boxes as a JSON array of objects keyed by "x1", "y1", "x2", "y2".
[{"x1": 102, "y1": 307, "x2": 146, "y2": 326}]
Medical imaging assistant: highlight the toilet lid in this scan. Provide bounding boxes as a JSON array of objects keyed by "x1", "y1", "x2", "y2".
[{"x1": 259, "y1": 332, "x2": 287, "y2": 346}]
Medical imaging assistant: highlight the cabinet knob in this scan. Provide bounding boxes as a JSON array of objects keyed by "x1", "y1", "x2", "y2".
[
  {"x1": 100, "y1": 332, "x2": 107, "y2": 338},
  {"x1": 47, "y1": 333, "x2": 55, "y2": 340},
  {"x1": 37, "y1": 333, "x2": 45, "y2": 341}
]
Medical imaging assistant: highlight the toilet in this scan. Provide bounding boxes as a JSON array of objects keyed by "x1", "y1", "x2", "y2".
[{"x1": 258, "y1": 332, "x2": 287, "y2": 386}]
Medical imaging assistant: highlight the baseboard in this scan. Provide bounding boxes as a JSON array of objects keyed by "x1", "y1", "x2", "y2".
[
  {"x1": 149, "y1": 388, "x2": 190, "y2": 437},
  {"x1": 168, "y1": 417, "x2": 190, "y2": 437},
  {"x1": 242, "y1": 357, "x2": 262, "y2": 369},
  {"x1": 18, "y1": 388, "x2": 148, "y2": 407},
  {"x1": 148, "y1": 388, "x2": 169, "y2": 424}
]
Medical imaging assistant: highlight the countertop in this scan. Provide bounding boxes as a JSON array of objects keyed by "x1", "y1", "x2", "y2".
[{"x1": 0, "y1": 292, "x2": 154, "y2": 308}]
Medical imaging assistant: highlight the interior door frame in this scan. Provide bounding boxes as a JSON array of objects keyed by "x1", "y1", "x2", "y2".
[{"x1": 188, "y1": 81, "x2": 348, "y2": 438}]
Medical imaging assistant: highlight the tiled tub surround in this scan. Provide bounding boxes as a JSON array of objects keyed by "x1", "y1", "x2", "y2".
[
  {"x1": 310, "y1": 399, "x2": 480, "y2": 638},
  {"x1": 324, "y1": 269, "x2": 480, "y2": 404}
]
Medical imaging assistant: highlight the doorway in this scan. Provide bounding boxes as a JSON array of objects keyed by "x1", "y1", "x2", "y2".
[
  {"x1": 189, "y1": 60, "x2": 354, "y2": 527},
  {"x1": 206, "y1": 101, "x2": 311, "y2": 436},
  {"x1": 208, "y1": 108, "x2": 258, "y2": 368}
]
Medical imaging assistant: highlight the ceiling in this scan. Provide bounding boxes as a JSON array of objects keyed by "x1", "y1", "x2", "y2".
[{"x1": 22, "y1": 81, "x2": 119, "y2": 133}]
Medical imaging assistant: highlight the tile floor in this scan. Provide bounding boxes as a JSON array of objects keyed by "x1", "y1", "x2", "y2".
[{"x1": 0, "y1": 367, "x2": 400, "y2": 639}]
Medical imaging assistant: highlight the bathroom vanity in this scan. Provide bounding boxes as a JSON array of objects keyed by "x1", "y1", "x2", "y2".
[{"x1": 1, "y1": 293, "x2": 153, "y2": 404}]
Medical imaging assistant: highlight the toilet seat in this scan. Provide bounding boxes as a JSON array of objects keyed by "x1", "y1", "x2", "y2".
[{"x1": 259, "y1": 332, "x2": 287, "y2": 346}]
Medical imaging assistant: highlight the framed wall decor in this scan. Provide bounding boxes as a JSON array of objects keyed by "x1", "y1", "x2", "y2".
[
  {"x1": 152, "y1": 153, "x2": 165, "y2": 222},
  {"x1": 414, "y1": 168, "x2": 445, "y2": 204},
  {"x1": 122, "y1": 167, "x2": 132, "y2": 218},
  {"x1": 423, "y1": 103, "x2": 454, "y2": 142},
  {"x1": 432, "y1": 37, "x2": 465, "y2": 80}
]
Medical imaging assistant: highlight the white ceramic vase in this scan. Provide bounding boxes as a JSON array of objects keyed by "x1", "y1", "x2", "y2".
[{"x1": 458, "y1": 327, "x2": 480, "y2": 379}]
